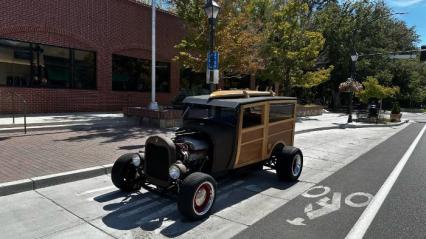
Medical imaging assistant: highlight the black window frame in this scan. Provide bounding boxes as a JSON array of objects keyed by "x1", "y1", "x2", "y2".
[
  {"x1": 0, "y1": 37, "x2": 97, "y2": 90},
  {"x1": 112, "y1": 54, "x2": 171, "y2": 93}
]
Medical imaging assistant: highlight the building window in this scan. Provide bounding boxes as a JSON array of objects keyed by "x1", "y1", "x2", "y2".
[
  {"x1": 112, "y1": 54, "x2": 170, "y2": 92},
  {"x1": 0, "y1": 38, "x2": 96, "y2": 89}
]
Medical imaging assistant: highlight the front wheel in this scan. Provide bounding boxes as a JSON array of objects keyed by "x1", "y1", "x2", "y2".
[
  {"x1": 275, "y1": 147, "x2": 303, "y2": 181},
  {"x1": 177, "y1": 172, "x2": 217, "y2": 220},
  {"x1": 111, "y1": 153, "x2": 143, "y2": 192}
]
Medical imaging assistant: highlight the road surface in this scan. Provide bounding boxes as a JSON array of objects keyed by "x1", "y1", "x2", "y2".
[{"x1": 234, "y1": 122, "x2": 426, "y2": 239}]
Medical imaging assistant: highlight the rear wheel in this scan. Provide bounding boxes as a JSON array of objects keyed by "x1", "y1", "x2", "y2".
[
  {"x1": 177, "y1": 172, "x2": 217, "y2": 220},
  {"x1": 275, "y1": 147, "x2": 303, "y2": 181},
  {"x1": 111, "y1": 153, "x2": 143, "y2": 192}
]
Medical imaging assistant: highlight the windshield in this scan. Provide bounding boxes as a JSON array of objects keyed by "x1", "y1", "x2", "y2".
[{"x1": 183, "y1": 104, "x2": 237, "y2": 125}]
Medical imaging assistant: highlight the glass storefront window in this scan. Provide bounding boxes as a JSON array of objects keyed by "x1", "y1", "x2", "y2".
[
  {"x1": 0, "y1": 40, "x2": 32, "y2": 87},
  {"x1": 74, "y1": 50, "x2": 96, "y2": 89},
  {"x1": 0, "y1": 38, "x2": 96, "y2": 90},
  {"x1": 41, "y1": 45, "x2": 71, "y2": 88},
  {"x1": 112, "y1": 54, "x2": 170, "y2": 92},
  {"x1": 156, "y1": 62, "x2": 171, "y2": 92}
]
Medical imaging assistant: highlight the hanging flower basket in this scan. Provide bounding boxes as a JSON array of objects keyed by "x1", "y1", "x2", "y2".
[{"x1": 339, "y1": 78, "x2": 363, "y2": 93}]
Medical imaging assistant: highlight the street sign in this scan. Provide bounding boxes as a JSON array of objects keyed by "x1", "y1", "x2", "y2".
[
  {"x1": 206, "y1": 69, "x2": 219, "y2": 84},
  {"x1": 207, "y1": 51, "x2": 219, "y2": 70}
]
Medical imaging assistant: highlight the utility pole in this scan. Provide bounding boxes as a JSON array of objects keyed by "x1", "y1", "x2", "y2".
[{"x1": 149, "y1": 0, "x2": 159, "y2": 110}]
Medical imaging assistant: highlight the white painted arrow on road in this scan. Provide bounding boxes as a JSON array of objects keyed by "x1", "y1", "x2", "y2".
[{"x1": 305, "y1": 192, "x2": 341, "y2": 220}]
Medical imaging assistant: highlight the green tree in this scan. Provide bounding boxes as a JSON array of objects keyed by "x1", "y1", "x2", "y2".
[
  {"x1": 356, "y1": 76, "x2": 399, "y2": 103},
  {"x1": 313, "y1": 0, "x2": 418, "y2": 107},
  {"x1": 172, "y1": 0, "x2": 266, "y2": 78},
  {"x1": 262, "y1": 0, "x2": 333, "y2": 95},
  {"x1": 387, "y1": 60, "x2": 426, "y2": 107}
]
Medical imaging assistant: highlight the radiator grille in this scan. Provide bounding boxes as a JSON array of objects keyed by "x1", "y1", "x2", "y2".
[{"x1": 145, "y1": 144, "x2": 170, "y2": 182}]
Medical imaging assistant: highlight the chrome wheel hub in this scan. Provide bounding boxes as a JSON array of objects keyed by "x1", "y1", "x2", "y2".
[{"x1": 292, "y1": 154, "x2": 302, "y2": 176}]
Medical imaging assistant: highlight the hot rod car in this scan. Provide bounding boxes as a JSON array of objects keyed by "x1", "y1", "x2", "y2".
[{"x1": 111, "y1": 90, "x2": 303, "y2": 220}]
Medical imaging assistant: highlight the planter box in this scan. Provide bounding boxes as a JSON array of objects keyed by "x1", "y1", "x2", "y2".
[
  {"x1": 390, "y1": 113, "x2": 402, "y2": 122},
  {"x1": 297, "y1": 105, "x2": 324, "y2": 117},
  {"x1": 123, "y1": 107, "x2": 183, "y2": 128}
]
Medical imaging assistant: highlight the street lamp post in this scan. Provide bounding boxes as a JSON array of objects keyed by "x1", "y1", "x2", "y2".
[
  {"x1": 348, "y1": 52, "x2": 359, "y2": 123},
  {"x1": 204, "y1": 0, "x2": 220, "y2": 93},
  {"x1": 148, "y1": 0, "x2": 159, "y2": 110}
]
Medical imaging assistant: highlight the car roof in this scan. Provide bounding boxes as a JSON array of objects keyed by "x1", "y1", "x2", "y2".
[{"x1": 183, "y1": 95, "x2": 297, "y2": 109}]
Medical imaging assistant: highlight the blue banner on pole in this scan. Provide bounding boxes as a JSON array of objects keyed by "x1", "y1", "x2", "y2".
[{"x1": 207, "y1": 51, "x2": 219, "y2": 70}]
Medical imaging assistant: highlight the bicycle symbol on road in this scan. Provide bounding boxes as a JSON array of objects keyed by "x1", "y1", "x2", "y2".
[{"x1": 287, "y1": 185, "x2": 373, "y2": 226}]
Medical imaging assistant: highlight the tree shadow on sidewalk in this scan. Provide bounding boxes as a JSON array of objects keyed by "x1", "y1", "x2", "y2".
[{"x1": 53, "y1": 126, "x2": 174, "y2": 144}]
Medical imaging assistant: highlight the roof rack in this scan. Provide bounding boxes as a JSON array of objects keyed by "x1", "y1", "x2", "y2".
[{"x1": 209, "y1": 90, "x2": 275, "y2": 99}]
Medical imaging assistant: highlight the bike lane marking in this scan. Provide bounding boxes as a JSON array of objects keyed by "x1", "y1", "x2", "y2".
[
  {"x1": 346, "y1": 124, "x2": 426, "y2": 239},
  {"x1": 287, "y1": 185, "x2": 373, "y2": 226}
]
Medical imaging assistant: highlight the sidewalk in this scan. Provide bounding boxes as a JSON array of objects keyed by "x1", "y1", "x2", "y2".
[
  {"x1": 296, "y1": 113, "x2": 348, "y2": 133},
  {"x1": 0, "y1": 112, "x2": 408, "y2": 188},
  {"x1": 296, "y1": 112, "x2": 408, "y2": 133},
  {"x1": 0, "y1": 112, "x2": 135, "y2": 132}
]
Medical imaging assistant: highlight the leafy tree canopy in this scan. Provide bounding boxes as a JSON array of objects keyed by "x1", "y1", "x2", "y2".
[
  {"x1": 262, "y1": 0, "x2": 333, "y2": 94},
  {"x1": 356, "y1": 76, "x2": 399, "y2": 103}
]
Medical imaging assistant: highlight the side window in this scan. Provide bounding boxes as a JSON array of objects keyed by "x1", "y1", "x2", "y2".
[
  {"x1": 242, "y1": 105, "x2": 265, "y2": 128},
  {"x1": 269, "y1": 103, "x2": 294, "y2": 123}
]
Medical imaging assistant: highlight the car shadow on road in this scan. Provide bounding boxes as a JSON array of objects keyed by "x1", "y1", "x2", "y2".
[{"x1": 98, "y1": 169, "x2": 297, "y2": 238}]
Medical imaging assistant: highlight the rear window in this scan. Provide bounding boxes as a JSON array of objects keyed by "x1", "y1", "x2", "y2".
[
  {"x1": 269, "y1": 103, "x2": 294, "y2": 123},
  {"x1": 183, "y1": 104, "x2": 237, "y2": 125}
]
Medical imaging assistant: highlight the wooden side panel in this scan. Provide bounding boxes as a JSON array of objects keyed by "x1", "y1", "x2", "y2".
[
  {"x1": 234, "y1": 100, "x2": 297, "y2": 169},
  {"x1": 234, "y1": 102, "x2": 266, "y2": 168},
  {"x1": 241, "y1": 127, "x2": 263, "y2": 144},
  {"x1": 267, "y1": 119, "x2": 295, "y2": 156},
  {"x1": 268, "y1": 120, "x2": 294, "y2": 136},
  {"x1": 237, "y1": 140, "x2": 263, "y2": 166}
]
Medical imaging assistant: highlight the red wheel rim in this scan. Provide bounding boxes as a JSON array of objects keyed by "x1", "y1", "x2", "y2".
[{"x1": 192, "y1": 182, "x2": 214, "y2": 215}]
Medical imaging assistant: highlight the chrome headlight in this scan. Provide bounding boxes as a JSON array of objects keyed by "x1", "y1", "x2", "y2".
[
  {"x1": 169, "y1": 165, "x2": 181, "y2": 180},
  {"x1": 131, "y1": 154, "x2": 141, "y2": 167}
]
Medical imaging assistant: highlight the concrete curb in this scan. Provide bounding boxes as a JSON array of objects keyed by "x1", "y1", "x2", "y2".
[
  {"x1": 0, "y1": 164, "x2": 113, "y2": 197},
  {"x1": 295, "y1": 120, "x2": 408, "y2": 135}
]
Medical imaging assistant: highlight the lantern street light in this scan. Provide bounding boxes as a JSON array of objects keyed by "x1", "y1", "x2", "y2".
[
  {"x1": 347, "y1": 52, "x2": 359, "y2": 123},
  {"x1": 204, "y1": 0, "x2": 220, "y2": 93}
]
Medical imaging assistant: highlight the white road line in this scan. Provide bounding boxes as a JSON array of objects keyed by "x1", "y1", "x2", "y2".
[
  {"x1": 77, "y1": 186, "x2": 115, "y2": 196},
  {"x1": 346, "y1": 124, "x2": 426, "y2": 239}
]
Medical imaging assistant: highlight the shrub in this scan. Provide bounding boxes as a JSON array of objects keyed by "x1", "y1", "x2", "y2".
[{"x1": 391, "y1": 102, "x2": 401, "y2": 114}]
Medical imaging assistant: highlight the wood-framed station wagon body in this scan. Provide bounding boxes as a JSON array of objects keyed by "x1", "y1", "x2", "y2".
[{"x1": 111, "y1": 90, "x2": 303, "y2": 220}]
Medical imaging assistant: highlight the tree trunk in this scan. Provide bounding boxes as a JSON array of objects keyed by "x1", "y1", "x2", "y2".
[{"x1": 283, "y1": 70, "x2": 291, "y2": 96}]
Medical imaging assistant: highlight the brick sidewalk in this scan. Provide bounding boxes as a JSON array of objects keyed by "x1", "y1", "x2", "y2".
[{"x1": 0, "y1": 127, "x2": 173, "y2": 183}]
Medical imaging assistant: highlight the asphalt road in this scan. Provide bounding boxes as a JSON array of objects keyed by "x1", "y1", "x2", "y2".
[
  {"x1": 365, "y1": 123, "x2": 426, "y2": 238},
  {"x1": 234, "y1": 123, "x2": 426, "y2": 239}
]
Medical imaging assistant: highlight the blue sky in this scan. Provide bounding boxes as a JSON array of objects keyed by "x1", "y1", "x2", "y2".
[{"x1": 385, "y1": 0, "x2": 426, "y2": 46}]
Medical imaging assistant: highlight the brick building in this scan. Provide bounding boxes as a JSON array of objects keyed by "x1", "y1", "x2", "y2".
[{"x1": 0, "y1": 0, "x2": 184, "y2": 113}]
